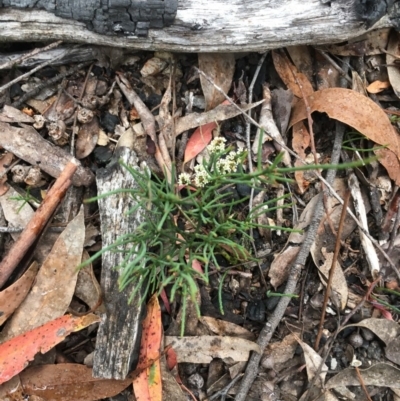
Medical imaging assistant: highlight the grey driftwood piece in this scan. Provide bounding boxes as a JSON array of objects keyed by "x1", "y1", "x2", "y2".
[
  {"x1": 0, "y1": 1, "x2": 399, "y2": 52},
  {"x1": 93, "y1": 146, "x2": 147, "y2": 380}
]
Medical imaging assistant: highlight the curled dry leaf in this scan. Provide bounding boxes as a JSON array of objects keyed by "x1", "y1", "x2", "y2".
[
  {"x1": 76, "y1": 116, "x2": 100, "y2": 159},
  {"x1": 374, "y1": 147, "x2": 400, "y2": 186},
  {"x1": 0, "y1": 261, "x2": 39, "y2": 325},
  {"x1": 366, "y1": 80, "x2": 391, "y2": 94},
  {"x1": 296, "y1": 338, "x2": 328, "y2": 388},
  {"x1": 326, "y1": 363, "x2": 400, "y2": 390},
  {"x1": 289, "y1": 88, "x2": 400, "y2": 160},
  {"x1": 198, "y1": 53, "x2": 235, "y2": 111},
  {"x1": 272, "y1": 50, "x2": 314, "y2": 98},
  {"x1": 343, "y1": 318, "x2": 400, "y2": 366}
]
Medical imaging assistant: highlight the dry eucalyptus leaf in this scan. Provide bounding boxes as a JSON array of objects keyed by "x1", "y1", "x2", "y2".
[
  {"x1": 198, "y1": 53, "x2": 235, "y2": 110},
  {"x1": 76, "y1": 116, "x2": 100, "y2": 159},
  {"x1": 0, "y1": 185, "x2": 35, "y2": 240},
  {"x1": 311, "y1": 247, "x2": 348, "y2": 310},
  {"x1": 272, "y1": 50, "x2": 314, "y2": 98},
  {"x1": 0, "y1": 207, "x2": 85, "y2": 342},
  {"x1": 289, "y1": 88, "x2": 400, "y2": 160},
  {"x1": 366, "y1": 80, "x2": 391, "y2": 94},
  {"x1": 0, "y1": 262, "x2": 39, "y2": 325},
  {"x1": 296, "y1": 338, "x2": 328, "y2": 388},
  {"x1": 326, "y1": 363, "x2": 400, "y2": 389},
  {"x1": 165, "y1": 336, "x2": 260, "y2": 364},
  {"x1": 343, "y1": 318, "x2": 400, "y2": 366}
]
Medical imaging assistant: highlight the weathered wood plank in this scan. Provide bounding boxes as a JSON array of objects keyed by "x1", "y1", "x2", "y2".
[
  {"x1": 0, "y1": 0, "x2": 399, "y2": 52},
  {"x1": 93, "y1": 146, "x2": 147, "y2": 380}
]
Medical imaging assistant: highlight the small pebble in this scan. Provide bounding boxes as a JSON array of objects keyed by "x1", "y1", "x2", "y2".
[
  {"x1": 360, "y1": 328, "x2": 375, "y2": 342},
  {"x1": 348, "y1": 332, "x2": 363, "y2": 348},
  {"x1": 188, "y1": 373, "x2": 204, "y2": 389}
]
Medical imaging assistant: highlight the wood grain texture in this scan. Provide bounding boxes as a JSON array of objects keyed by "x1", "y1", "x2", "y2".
[
  {"x1": 0, "y1": 0, "x2": 399, "y2": 52},
  {"x1": 93, "y1": 147, "x2": 147, "y2": 380}
]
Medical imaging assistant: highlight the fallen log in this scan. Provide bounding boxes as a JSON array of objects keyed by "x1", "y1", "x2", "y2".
[{"x1": 0, "y1": 0, "x2": 399, "y2": 52}]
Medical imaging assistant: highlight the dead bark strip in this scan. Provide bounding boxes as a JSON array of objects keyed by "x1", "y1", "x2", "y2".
[
  {"x1": 0, "y1": 1, "x2": 399, "y2": 52},
  {"x1": 93, "y1": 146, "x2": 147, "y2": 380}
]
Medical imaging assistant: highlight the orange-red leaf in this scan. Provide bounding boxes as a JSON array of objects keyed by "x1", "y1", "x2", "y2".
[
  {"x1": 183, "y1": 122, "x2": 216, "y2": 163},
  {"x1": 0, "y1": 314, "x2": 100, "y2": 384},
  {"x1": 133, "y1": 294, "x2": 162, "y2": 401}
]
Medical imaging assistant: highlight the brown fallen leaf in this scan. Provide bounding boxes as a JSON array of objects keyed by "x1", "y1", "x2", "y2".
[
  {"x1": 289, "y1": 88, "x2": 400, "y2": 160},
  {"x1": 272, "y1": 50, "x2": 314, "y2": 98},
  {"x1": 0, "y1": 262, "x2": 39, "y2": 326},
  {"x1": 198, "y1": 53, "x2": 235, "y2": 110},
  {"x1": 292, "y1": 121, "x2": 311, "y2": 193},
  {"x1": 374, "y1": 147, "x2": 400, "y2": 186},
  {"x1": 326, "y1": 363, "x2": 400, "y2": 390},
  {"x1": 76, "y1": 116, "x2": 100, "y2": 159},
  {"x1": 366, "y1": 80, "x2": 391, "y2": 94},
  {"x1": 0, "y1": 186, "x2": 35, "y2": 240},
  {"x1": 0, "y1": 207, "x2": 85, "y2": 342},
  {"x1": 19, "y1": 363, "x2": 132, "y2": 401}
]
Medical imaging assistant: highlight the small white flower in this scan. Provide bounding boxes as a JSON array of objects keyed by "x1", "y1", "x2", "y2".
[
  {"x1": 207, "y1": 137, "x2": 227, "y2": 154},
  {"x1": 194, "y1": 164, "x2": 210, "y2": 187},
  {"x1": 178, "y1": 172, "x2": 192, "y2": 186}
]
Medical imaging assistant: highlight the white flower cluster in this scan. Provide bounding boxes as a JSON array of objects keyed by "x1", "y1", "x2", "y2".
[{"x1": 178, "y1": 137, "x2": 242, "y2": 188}]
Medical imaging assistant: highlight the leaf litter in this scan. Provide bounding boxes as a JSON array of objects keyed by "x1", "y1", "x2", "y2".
[{"x1": 1, "y1": 31, "x2": 400, "y2": 401}]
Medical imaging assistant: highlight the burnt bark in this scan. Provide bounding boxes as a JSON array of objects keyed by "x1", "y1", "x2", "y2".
[
  {"x1": 0, "y1": 0, "x2": 178, "y2": 37},
  {"x1": 0, "y1": 1, "x2": 399, "y2": 52}
]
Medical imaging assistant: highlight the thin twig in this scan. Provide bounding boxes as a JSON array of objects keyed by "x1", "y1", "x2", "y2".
[
  {"x1": 355, "y1": 367, "x2": 373, "y2": 401},
  {"x1": 12, "y1": 61, "x2": 92, "y2": 108},
  {"x1": 0, "y1": 50, "x2": 68, "y2": 94},
  {"x1": 0, "y1": 40, "x2": 63, "y2": 70},
  {"x1": 245, "y1": 51, "x2": 268, "y2": 287},
  {"x1": 315, "y1": 190, "x2": 351, "y2": 350}
]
